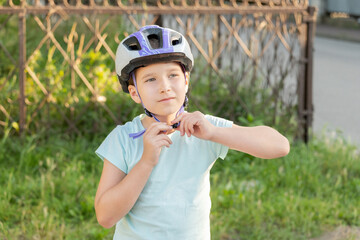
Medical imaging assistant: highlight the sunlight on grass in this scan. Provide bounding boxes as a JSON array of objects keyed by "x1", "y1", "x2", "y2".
[
  {"x1": 210, "y1": 136, "x2": 360, "y2": 239},
  {"x1": 0, "y1": 133, "x2": 359, "y2": 239},
  {"x1": 0, "y1": 134, "x2": 113, "y2": 239}
]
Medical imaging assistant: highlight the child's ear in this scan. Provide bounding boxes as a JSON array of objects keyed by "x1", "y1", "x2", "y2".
[
  {"x1": 128, "y1": 85, "x2": 142, "y2": 104},
  {"x1": 185, "y1": 72, "x2": 190, "y2": 93}
]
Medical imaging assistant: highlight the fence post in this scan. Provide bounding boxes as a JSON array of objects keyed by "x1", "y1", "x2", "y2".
[
  {"x1": 299, "y1": 6, "x2": 317, "y2": 143},
  {"x1": 303, "y1": 6, "x2": 316, "y2": 143},
  {"x1": 18, "y1": 9, "x2": 26, "y2": 134}
]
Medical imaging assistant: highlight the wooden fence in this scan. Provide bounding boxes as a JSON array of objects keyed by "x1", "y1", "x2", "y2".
[{"x1": 0, "y1": 0, "x2": 316, "y2": 142}]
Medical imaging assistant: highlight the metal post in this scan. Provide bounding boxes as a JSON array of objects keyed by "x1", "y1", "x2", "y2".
[
  {"x1": 303, "y1": 6, "x2": 316, "y2": 143},
  {"x1": 155, "y1": 14, "x2": 163, "y2": 27},
  {"x1": 18, "y1": 9, "x2": 26, "y2": 134}
]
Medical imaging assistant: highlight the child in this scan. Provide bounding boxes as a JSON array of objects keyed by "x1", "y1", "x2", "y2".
[{"x1": 94, "y1": 25, "x2": 289, "y2": 239}]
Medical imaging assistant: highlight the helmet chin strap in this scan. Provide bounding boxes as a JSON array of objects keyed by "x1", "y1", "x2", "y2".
[{"x1": 129, "y1": 70, "x2": 188, "y2": 140}]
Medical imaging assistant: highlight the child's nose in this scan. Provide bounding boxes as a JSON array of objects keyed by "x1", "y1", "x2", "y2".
[{"x1": 159, "y1": 78, "x2": 171, "y2": 93}]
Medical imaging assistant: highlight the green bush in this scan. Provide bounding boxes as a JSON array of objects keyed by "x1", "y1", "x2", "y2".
[
  {"x1": 1, "y1": 15, "x2": 298, "y2": 140},
  {"x1": 188, "y1": 59, "x2": 297, "y2": 138},
  {"x1": 0, "y1": 15, "x2": 138, "y2": 138}
]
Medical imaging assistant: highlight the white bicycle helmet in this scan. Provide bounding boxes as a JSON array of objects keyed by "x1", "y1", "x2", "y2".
[{"x1": 115, "y1": 25, "x2": 194, "y2": 93}]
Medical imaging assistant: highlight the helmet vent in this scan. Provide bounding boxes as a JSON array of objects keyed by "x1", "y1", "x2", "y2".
[
  {"x1": 147, "y1": 34, "x2": 160, "y2": 49},
  {"x1": 172, "y1": 39, "x2": 180, "y2": 45},
  {"x1": 170, "y1": 33, "x2": 182, "y2": 46},
  {"x1": 123, "y1": 37, "x2": 141, "y2": 51}
]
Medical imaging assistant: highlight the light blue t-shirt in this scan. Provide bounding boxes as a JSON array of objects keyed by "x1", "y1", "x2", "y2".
[{"x1": 95, "y1": 114, "x2": 233, "y2": 240}]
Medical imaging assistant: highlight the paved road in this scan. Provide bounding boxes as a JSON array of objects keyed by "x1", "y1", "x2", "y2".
[{"x1": 313, "y1": 36, "x2": 360, "y2": 146}]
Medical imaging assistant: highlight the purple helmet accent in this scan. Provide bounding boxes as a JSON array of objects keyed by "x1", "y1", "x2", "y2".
[{"x1": 115, "y1": 25, "x2": 194, "y2": 93}]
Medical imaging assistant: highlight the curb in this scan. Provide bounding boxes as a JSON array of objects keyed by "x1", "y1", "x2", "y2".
[{"x1": 316, "y1": 24, "x2": 360, "y2": 43}]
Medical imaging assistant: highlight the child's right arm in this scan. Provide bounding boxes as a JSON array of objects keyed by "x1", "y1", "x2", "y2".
[{"x1": 94, "y1": 122, "x2": 173, "y2": 228}]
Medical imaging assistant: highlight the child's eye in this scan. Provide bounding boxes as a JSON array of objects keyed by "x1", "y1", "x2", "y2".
[
  {"x1": 145, "y1": 78, "x2": 156, "y2": 82},
  {"x1": 169, "y1": 74, "x2": 179, "y2": 78}
]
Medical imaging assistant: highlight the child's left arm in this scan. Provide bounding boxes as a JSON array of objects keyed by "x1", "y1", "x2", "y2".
[{"x1": 172, "y1": 111, "x2": 290, "y2": 159}]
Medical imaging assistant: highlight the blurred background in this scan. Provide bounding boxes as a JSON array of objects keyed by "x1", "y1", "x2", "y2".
[{"x1": 310, "y1": 0, "x2": 360, "y2": 147}]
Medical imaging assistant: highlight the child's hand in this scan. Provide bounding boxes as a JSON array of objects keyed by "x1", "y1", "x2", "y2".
[
  {"x1": 142, "y1": 122, "x2": 173, "y2": 166},
  {"x1": 171, "y1": 111, "x2": 215, "y2": 140}
]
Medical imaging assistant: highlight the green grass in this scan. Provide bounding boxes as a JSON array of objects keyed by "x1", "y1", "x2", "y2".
[
  {"x1": 210, "y1": 137, "x2": 360, "y2": 239},
  {"x1": 0, "y1": 133, "x2": 113, "y2": 239},
  {"x1": 0, "y1": 132, "x2": 359, "y2": 239}
]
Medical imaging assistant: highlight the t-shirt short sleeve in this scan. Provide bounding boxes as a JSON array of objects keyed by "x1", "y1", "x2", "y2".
[
  {"x1": 95, "y1": 126, "x2": 128, "y2": 174},
  {"x1": 205, "y1": 115, "x2": 233, "y2": 160},
  {"x1": 94, "y1": 114, "x2": 233, "y2": 239}
]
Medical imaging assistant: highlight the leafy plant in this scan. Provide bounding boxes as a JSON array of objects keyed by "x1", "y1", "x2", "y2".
[{"x1": 188, "y1": 59, "x2": 297, "y2": 137}]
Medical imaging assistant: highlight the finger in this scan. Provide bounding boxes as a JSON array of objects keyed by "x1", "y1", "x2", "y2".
[
  {"x1": 155, "y1": 133, "x2": 172, "y2": 143},
  {"x1": 185, "y1": 115, "x2": 195, "y2": 137},
  {"x1": 156, "y1": 136, "x2": 172, "y2": 147},
  {"x1": 182, "y1": 117, "x2": 188, "y2": 136},
  {"x1": 174, "y1": 115, "x2": 184, "y2": 134},
  {"x1": 187, "y1": 121, "x2": 195, "y2": 137},
  {"x1": 187, "y1": 115, "x2": 199, "y2": 137},
  {"x1": 147, "y1": 122, "x2": 172, "y2": 135},
  {"x1": 163, "y1": 135, "x2": 173, "y2": 145},
  {"x1": 161, "y1": 140, "x2": 171, "y2": 148},
  {"x1": 171, "y1": 112, "x2": 185, "y2": 125},
  {"x1": 189, "y1": 123, "x2": 195, "y2": 136},
  {"x1": 171, "y1": 117, "x2": 183, "y2": 132},
  {"x1": 180, "y1": 116, "x2": 187, "y2": 136}
]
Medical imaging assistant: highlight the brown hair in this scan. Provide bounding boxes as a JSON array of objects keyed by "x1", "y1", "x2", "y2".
[{"x1": 128, "y1": 74, "x2": 134, "y2": 86}]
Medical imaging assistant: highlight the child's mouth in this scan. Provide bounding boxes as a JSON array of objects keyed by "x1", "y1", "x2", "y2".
[{"x1": 159, "y1": 97, "x2": 175, "y2": 102}]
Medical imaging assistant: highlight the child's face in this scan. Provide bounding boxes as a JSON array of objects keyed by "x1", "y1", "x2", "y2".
[{"x1": 128, "y1": 62, "x2": 189, "y2": 118}]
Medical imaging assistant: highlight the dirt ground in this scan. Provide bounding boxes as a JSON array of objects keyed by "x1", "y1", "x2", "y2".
[{"x1": 310, "y1": 226, "x2": 360, "y2": 240}]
